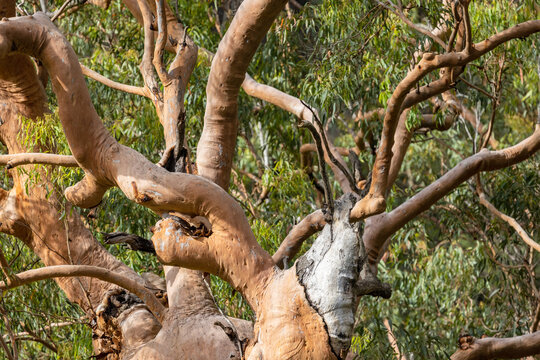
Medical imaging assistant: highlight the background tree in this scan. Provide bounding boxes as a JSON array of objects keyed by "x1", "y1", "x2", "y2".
[{"x1": 0, "y1": 0, "x2": 538, "y2": 359}]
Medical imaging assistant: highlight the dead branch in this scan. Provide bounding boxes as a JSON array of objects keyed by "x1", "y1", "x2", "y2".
[
  {"x1": 298, "y1": 119, "x2": 334, "y2": 219},
  {"x1": 242, "y1": 74, "x2": 354, "y2": 192},
  {"x1": 0, "y1": 153, "x2": 78, "y2": 168},
  {"x1": 102, "y1": 232, "x2": 156, "y2": 253},
  {"x1": 0, "y1": 265, "x2": 166, "y2": 322}
]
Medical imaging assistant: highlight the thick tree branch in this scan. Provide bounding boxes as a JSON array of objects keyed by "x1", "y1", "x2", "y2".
[
  {"x1": 196, "y1": 0, "x2": 288, "y2": 189},
  {"x1": 450, "y1": 331, "x2": 540, "y2": 360},
  {"x1": 0, "y1": 265, "x2": 166, "y2": 322},
  {"x1": 0, "y1": 14, "x2": 275, "y2": 312}
]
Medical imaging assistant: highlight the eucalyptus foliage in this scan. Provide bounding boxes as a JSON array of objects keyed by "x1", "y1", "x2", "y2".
[{"x1": 1, "y1": 0, "x2": 538, "y2": 358}]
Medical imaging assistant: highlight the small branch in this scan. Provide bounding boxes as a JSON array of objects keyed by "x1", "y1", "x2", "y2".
[
  {"x1": 300, "y1": 143, "x2": 351, "y2": 157},
  {"x1": 383, "y1": 319, "x2": 407, "y2": 360},
  {"x1": 0, "y1": 153, "x2": 78, "y2": 169},
  {"x1": 50, "y1": 0, "x2": 72, "y2": 22},
  {"x1": 298, "y1": 118, "x2": 334, "y2": 221},
  {"x1": 355, "y1": 108, "x2": 385, "y2": 122},
  {"x1": 102, "y1": 232, "x2": 156, "y2": 253},
  {"x1": 272, "y1": 209, "x2": 326, "y2": 268},
  {"x1": 80, "y1": 64, "x2": 148, "y2": 98},
  {"x1": 0, "y1": 265, "x2": 166, "y2": 323},
  {"x1": 480, "y1": 55, "x2": 504, "y2": 149},
  {"x1": 301, "y1": 101, "x2": 358, "y2": 194},
  {"x1": 0, "y1": 306, "x2": 18, "y2": 360},
  {"x1": 532, "y1": 302, "x2": 540, "y2": 332},
  {"x1": 380, "y1": 0, "x2": 446, "y2": 48},
  {"x1": 477, "y1": 187, "x2": 539, "y2": 253},
  {"x1": 137, "y1": 0, "x2": 161, "y2": 103},
  {"x1": 152, "y1": 0, "x2": 170, "y2": 83},
  {"x1": 0, "y1": 334, "x2": 14, "y2": 360},
  {"x1": 2, "y1": 320, "x2": 85, "y2": 340},
  {"x1": 458, "y1": 76, "x2": 496, "y2": 100},
  {"x1": 459, "y1": 0, "x2": 472, "y2": 53}
]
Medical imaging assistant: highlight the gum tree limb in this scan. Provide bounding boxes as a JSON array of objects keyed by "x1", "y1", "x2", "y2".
[{"x1": 0, "y1": 265, "x2": 166, "y2": 322}]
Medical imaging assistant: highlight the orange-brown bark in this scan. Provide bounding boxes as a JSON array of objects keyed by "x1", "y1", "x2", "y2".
[
  {"x1": 197, "y1": 0, "x2": 288, "y2": 189},
  {"x1": 364, "y1": 126, "x2": 540, "y2": 265},
  {"x1": 355, "y1": 19, "x2": 540, "y2": 221},
  {"x1": 450, "y1": 331, "x2": 540, "y2": 360}
]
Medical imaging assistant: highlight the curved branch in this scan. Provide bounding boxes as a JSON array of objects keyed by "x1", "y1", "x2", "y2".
[
  {"x1": 0, "y1": 265, "x2": 166, "y2": 322},
  {"x1": 450, "y1": 331, "x2": 540, "y2": 360},
  {"x1": 364, "y1": 126, "x2": 540, "y2": 263},
  {"x1": 0, "y1": 153, "x2": 78, "y2": 168},
  {"x1": 196, "y1": 0, "x2": 288, "y2": 189},
  {"x1": 243, "y1": 74, "x2": 354, "y2": 192},
  {"x1": 272, "y1": 209, "x2": 326, "y2": 268}
]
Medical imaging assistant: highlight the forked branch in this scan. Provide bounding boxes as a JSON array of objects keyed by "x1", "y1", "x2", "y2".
[{"x1": 358, "y1": 19, "x2": 540, "y2": 222}]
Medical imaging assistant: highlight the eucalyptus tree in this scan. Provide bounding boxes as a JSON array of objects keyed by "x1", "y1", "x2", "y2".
[{"x1": 0, "y1": 0, "x2": 538, "y2": 359}]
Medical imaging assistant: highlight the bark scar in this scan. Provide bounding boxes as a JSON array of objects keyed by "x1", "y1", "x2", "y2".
[{"x1": 131, "y1": 181, "x2": 152, "y2": 203}]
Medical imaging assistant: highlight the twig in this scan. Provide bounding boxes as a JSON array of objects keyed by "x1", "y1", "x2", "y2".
[
  {"x1": 301, "y1": 100, "x2": 358, "y2": 194},
  {"x1": 458, "y1": 76, "x2": 496, "y2": 100},
  {"x1": 297, "y1": 107, "x2": 334, "y2": 221},
  {"x1": 51, "y1": 0, "x2": 72, "y2": 22}
]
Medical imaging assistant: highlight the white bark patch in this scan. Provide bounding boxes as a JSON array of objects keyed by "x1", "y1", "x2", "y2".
[{"x1": 296, "y1": 194, "x2": 362, "y2": 358}]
